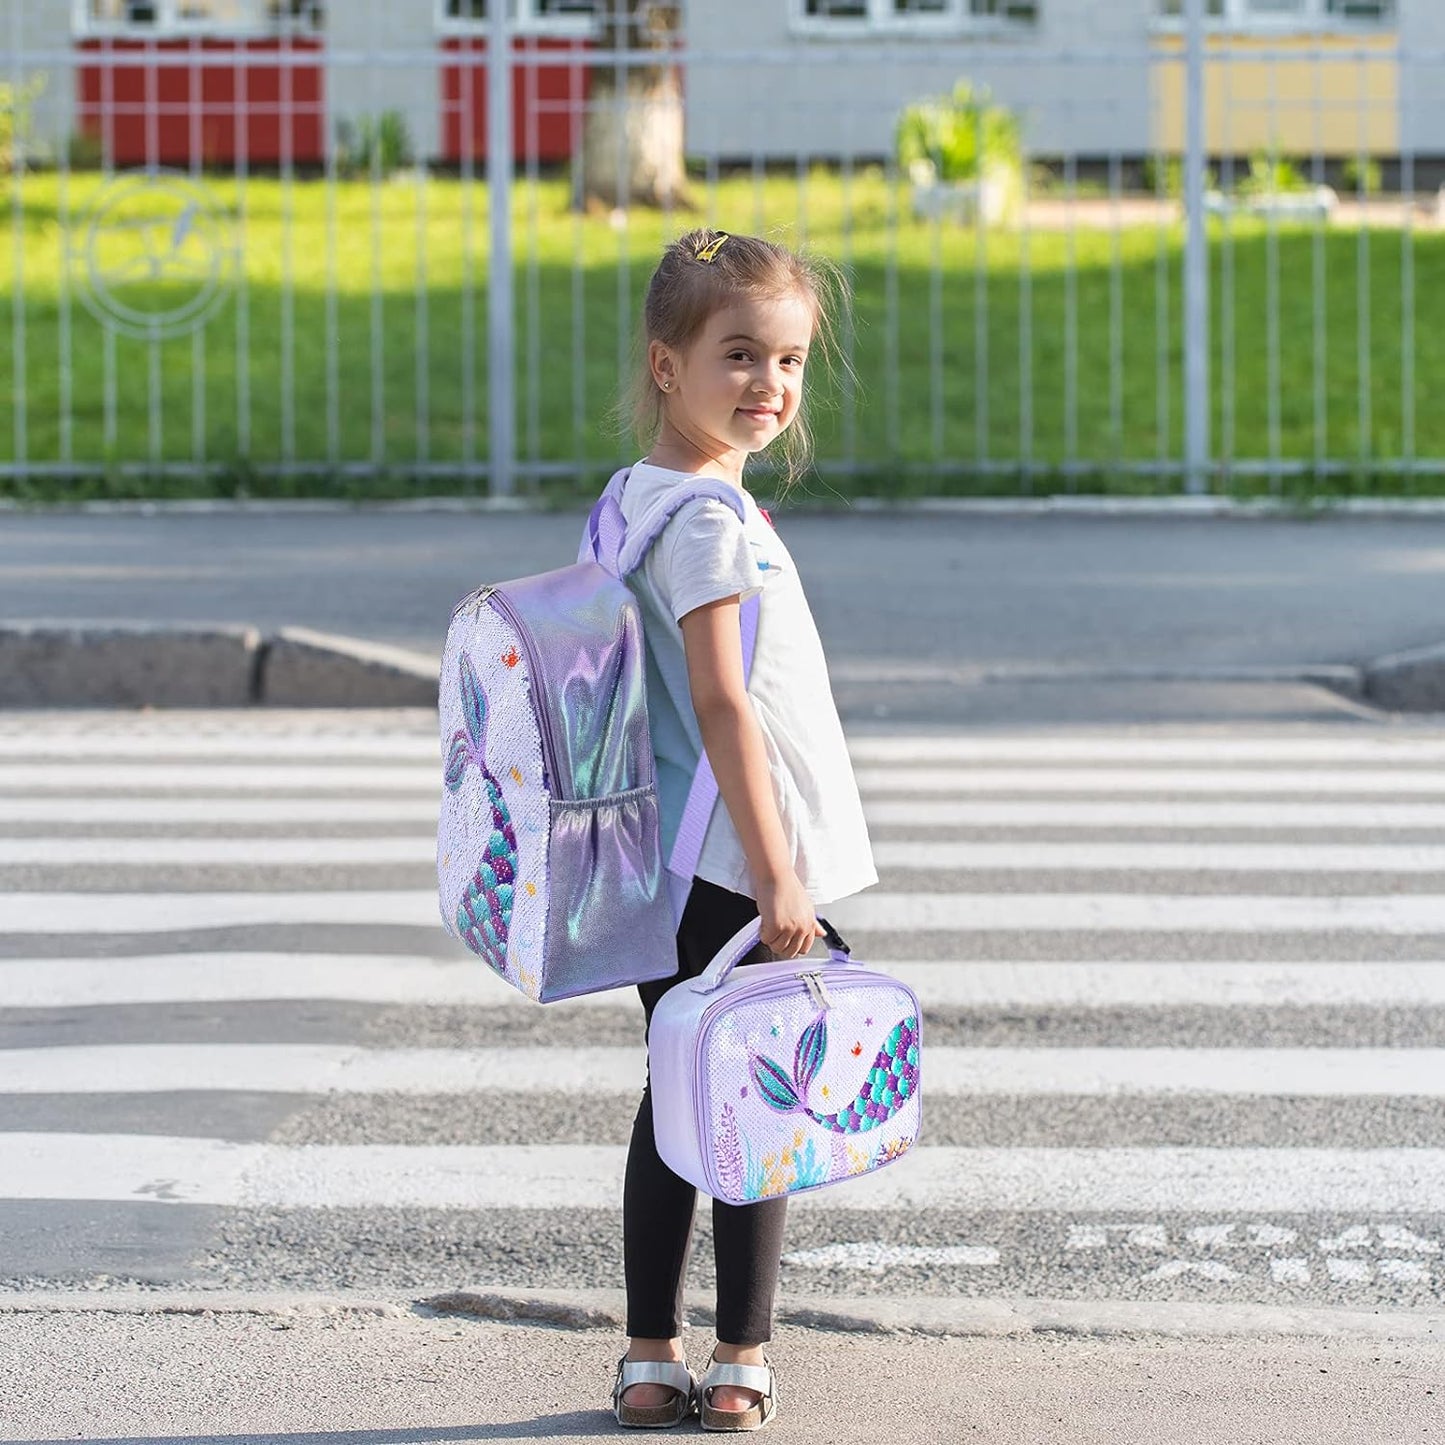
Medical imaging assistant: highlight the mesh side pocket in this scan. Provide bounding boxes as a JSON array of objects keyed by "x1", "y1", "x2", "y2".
[{"x1": 540, "y1": 786, "x2": 678, "y2": 1001}]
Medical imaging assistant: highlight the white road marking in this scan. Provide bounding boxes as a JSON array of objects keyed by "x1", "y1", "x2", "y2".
[
  {"x1": 10, "y1": 955, "x2": 1445, "y2": 1010},
  {"x1": 0, "y1": 890, "x2": 442, "y2": 932},
  {"x1": 1271, "y1": 1258, "x2": 1311, "y2": 1283},
  {"x1": 1326, "y1": 1258, "x2": 1373, "y2": 1283},
  {"x1": 0, "y1": 765, "x2": 437, "y2": 794},
  {"x1": 14, "y1": 798, "x2": 1445, "y2": 828},
  {"x1": 1141, "y1": 1260, "x2": 1239, "y2": 1281},
  {"x1": 853, "y1": 768, "x2": 1445, "y2": 796},
  {"x1": 848, "y1": 737, "x2": 1445, "y2": 765},
  {"x1": 781, "y1": 1242, "x2": 1000, "y2": 1273},
  {"x1": 0, "y1": 733, "x2": 442, "y2": 760},
  {"x1": 0, "y1": 838, "x2": 437, "y2": 866},
  {"x1": 830, "y1": 892, "x2": 1445, "y2": 934},
  {"x1": 15, "y1": 732, "x2": 1445, "y2": 763},
  {"x1": 10, "y1": 835, "x2": 1445, "y2": 875},
  {"x1": 5, "y1": 1138, "x2": 1445, "y2": 1211},
  {"x1": 4, "y1": 1044, "x2": 1443, "y2": 1098},
  {"x1": 13, "y1": 763, "x2": 1445, "y2": 797},
  {"x1": 0, "y1": 953, "x2": 630, "y2": 1009},
  {"x1": 0, "y1": 799, "x2": 436, "y2": 825},
  {"x1": 1378, "y1": 1260, "x2": 1431, "y2": 1282},
  {"x1": 862, "y1": 800, "x2": 1445, "y2": 828},
  {"x1": 12, "y1": 889, "x2": 1445, "y2": 936},
  {"x1": 0, "y1": 1044, "x2": 646, "y2": 1095},
  {"x1": 872, "y1": 841, "x2": 1445, "y2": 873}
]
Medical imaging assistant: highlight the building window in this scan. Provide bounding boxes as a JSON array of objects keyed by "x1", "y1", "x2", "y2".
[
  {"x1": 75, "y1": 0, "x2": 322, "y2": 33},
  {"x1": 438, "y1": 0, "x2": 604, "y2": 32},
  {"x1": 1156, "y1": 0, "x2": 1392, "y2": 22},
  {"x1": 797, "y1": 0, "x2": 1036, "y2": 30}
]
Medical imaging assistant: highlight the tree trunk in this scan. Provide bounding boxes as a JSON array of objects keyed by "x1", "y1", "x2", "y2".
[{"x1": 577, "y1": 2, "x2": 692, "y2": 211}]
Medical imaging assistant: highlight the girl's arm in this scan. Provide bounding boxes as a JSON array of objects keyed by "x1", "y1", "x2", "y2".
[{"x1": 679, "y1": 594, "x2": 824, "y2": 960}]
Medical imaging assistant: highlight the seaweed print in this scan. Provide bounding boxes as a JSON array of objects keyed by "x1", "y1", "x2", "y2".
[
  {"x1": 715, "y1": 1102, "x2": 745, "y2": 1200},
  {"x1": 750, "y1": 1012, "x2": 919, "y2": 1135},
  {"x1": 444, "y1": 652, "x2": 520, "y2": 980}
]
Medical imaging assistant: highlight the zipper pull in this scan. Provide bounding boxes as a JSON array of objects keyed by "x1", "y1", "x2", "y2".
[
  {"x1": 800, "y1": 971, "x2": 833, "y2": 1011},
  {"x1": 451, "y1": 583, "x2": 497, "y2": 621}
]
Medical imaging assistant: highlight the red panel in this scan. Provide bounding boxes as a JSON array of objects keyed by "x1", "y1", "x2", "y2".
[
  {"x1": 76, "y1": 36, "x2": 324, "y2": 168},
  {"x1": 441, "y1": 35, "x2": 591, "y2": 165}
]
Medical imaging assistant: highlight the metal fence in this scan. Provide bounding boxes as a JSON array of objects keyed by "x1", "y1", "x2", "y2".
[{"x1": 1, "y1": 0, "x2": 1441, "y2": 498}]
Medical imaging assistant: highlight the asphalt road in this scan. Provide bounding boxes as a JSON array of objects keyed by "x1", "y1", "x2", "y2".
[
  {"x1": 5, "y1": 707, "x2": 1445, "y2": 1322},
  {"x1": 5, "y1": 507, "x2": 1445, "y2": 726}
]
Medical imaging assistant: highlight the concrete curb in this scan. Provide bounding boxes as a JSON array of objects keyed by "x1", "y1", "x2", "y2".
[
  {"x1": 0, "y1": 1286, "x2": 1439, "y2": 1341},
  {"x1": 0, "y1": 623, "x2": 264, "y2": 708},
  {"x1": 262, "y1": 626, "x2": 437, "y2": 708},
  {"x1": 1361, "y1": 641, "x2": 1445, "y2": 714},
  {"x1": 0, "y1": 622, "x2": 436, "y2": 709},
  {"x1": 4, "y1": 620, "x2": 1445, "y2": 715}
]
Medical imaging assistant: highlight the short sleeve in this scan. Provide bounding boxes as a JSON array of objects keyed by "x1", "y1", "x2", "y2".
[{"x1": 651, "y1": 498, "x2": 764, "y2": 623}]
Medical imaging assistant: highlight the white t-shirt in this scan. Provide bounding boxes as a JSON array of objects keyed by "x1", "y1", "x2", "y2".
[{"x1": 619, "y1": 459, "x2": 877, "y2": 907}]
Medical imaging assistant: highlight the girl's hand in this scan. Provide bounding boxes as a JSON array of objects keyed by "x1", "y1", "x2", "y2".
[{"x1": 756, "y1": 872, "x2": 825, "y2": 960}]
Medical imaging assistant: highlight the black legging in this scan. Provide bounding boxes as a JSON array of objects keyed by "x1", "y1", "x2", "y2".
[{"x1": 623, "y1": 876, "x2": 788, "y2": 1346}]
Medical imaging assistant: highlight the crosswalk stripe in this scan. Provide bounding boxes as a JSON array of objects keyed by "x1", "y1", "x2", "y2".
[
  {"x1": 851, "y1": 738, "x2": 1445, "y2": 764},
  {"x1": 827, "y1": 892, "x2": 1445, "y2": 933},
  {"x1": 858, "y1": 769, "x2": 1445, "y2": 795},
  {"x1": 15, "y1": 799, "x2": 1445, "y2": 828},
  {"x1": 0, "y1": 838, "x2": 437, "y2": 866},
  {"x1": 3, "y1": 1043, "x2": 1443, "y2": 1097},
  {"x1": 0, "y1": 765, "x2": 436, "y2": 794},
  {"x1": 15, "y1": 733, "x2": 1445, "y2": 763},
  {"x1": 8, "y1": 837, "x2": 1445, "y2": 874},
  {"x1": 4, "y1": 1136, "x2": 1442, "y2": 1211},
  {"x1": 8, "y1": 955, "x2": 1445, "y2": 1010},
  {"x1": 876, "y1": 841, "x2": 1445, "y2": 872},
  {"x1": 10, "y1": 890, "x2": 1445, "y2": 935},
  {"x1": 864, "y1": 801, "x2": 1445, "y2": 828},
  {"x1": 13, "y1": 764, "x2": 1445, "y2": 796},
  {"x1": 0, "y1": 799, "x2": 435, "y2": 825}
]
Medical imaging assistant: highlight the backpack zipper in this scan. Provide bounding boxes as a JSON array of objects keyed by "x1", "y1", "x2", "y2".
[{"x1": 478, "y1": 586, "x2": 565, "y2": 799}]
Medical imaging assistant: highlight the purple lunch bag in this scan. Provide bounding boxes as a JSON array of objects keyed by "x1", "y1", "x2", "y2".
[{"x1": 648, "y1": 916, "x2": 922, "y2": 1203}]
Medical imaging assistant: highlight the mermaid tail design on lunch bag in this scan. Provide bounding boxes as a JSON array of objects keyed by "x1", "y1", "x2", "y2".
[
  {"x1": 444, "y1": 652, "x2": 520, "y2": 979},
  {"x1": 749, "y1": 1013, "x2": 920, "y2": 1134}
]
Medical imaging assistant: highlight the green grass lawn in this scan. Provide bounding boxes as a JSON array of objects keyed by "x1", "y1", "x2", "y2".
[{"x1": 1, "y1": 168, "x2": 1440, "y2": 502}]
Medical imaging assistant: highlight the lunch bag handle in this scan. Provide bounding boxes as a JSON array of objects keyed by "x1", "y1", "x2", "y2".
[{"x1": 689, "y1": 915, "x2": 858, "y2": 995}]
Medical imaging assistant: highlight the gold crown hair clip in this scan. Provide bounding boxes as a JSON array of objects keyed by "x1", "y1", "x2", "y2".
[{"x1": 694, "y1": 232, "x2": 729, "y2": 263}]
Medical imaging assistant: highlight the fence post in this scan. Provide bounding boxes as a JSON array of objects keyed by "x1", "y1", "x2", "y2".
[
  {"x1": 1183, "y1": 0, "x2": 1210, "y2": 495},
  {"x1": 487, "y1": 0, "x2": 515, "y2": 498}
]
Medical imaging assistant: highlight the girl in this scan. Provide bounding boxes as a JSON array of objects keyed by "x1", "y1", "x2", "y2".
[{"x1": 610, "y1": 229, "x2": 877, "y2": 1432}]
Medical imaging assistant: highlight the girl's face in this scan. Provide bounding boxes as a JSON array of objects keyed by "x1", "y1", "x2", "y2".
[{"x1": 654, "y1": 293, "x2": 815, "y2": 464}]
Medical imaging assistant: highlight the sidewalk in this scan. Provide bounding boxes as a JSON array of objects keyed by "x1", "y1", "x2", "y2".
[{"x1": 1, "y1": 1292, "x2": 1440, "y2": 1444}]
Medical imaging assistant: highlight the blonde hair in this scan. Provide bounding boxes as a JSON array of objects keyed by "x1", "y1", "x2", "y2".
[{"x1": 622, "y1": 228, "x2": 845, "y2": 495}]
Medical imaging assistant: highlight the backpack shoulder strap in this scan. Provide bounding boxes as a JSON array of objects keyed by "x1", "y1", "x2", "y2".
[
  {"x1": 664, "y1": 587, "x2": 760, "y2": 925},
  {"x1": 613, "y1": 478, "x2": 747, "y2": 579},
  {"x1": 580, "y1": 470, "x2": 762, "y2": 924}
]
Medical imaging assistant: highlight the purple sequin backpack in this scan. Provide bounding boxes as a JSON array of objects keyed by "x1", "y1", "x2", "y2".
[
  {"x1": 648, "y1": 916, "x2": 923, "y2": 1203},
  {"x1": 436, "y1": 467, "x2": 762, "y2": 1002}
]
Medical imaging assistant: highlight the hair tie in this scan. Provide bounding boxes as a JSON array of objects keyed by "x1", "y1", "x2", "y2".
[{"x1": 694, "y1": 232, "x2": 729, "y2": 264}]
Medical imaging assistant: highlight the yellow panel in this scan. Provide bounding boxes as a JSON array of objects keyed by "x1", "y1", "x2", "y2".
[{"x1": 1152, "y1": 32, "x2": 1398, "y2": 156}]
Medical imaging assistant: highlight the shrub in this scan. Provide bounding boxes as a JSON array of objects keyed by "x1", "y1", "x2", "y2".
[
  {"x1": 336, "y1": 110, "x2": 414, "y2": 179},
  {"x1": 0, "y1": 74, "x2": 46, "y2": 173},
  {"x1": 895, "y1": 80, "x2": 1022, "y2": 185},
  {"x1": 1342, "y1": 155, "x2": 1383, "y2": 195},
  {"x1": 1237, "y1": 149, "x2": 1312, "y2": 198}
]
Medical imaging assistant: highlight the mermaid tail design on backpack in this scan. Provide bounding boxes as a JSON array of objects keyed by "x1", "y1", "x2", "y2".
[
  {"x1": 436, "y1": 466, "x2": 764, "y2": 1003},
  {"x1": 444, "y1": 653, "x2": 520, "y2": 979}
]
